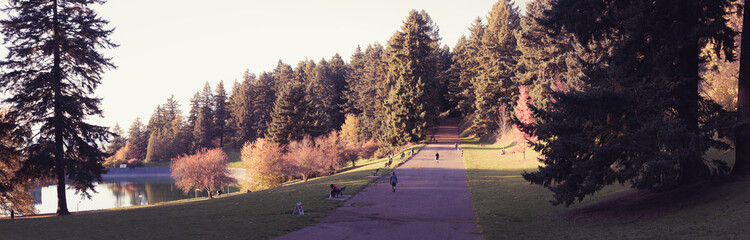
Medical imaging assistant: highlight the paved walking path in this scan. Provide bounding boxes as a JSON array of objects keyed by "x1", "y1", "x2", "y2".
[{"x1": 275, "y1": 118, "x2": 481, "y2": 240}]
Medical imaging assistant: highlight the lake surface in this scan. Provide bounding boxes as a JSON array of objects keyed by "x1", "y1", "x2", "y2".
[{"x1": 31, "y1": 176, "x2": 239, "y2": 215}]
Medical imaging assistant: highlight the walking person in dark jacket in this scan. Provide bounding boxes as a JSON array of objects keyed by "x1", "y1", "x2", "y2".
[{"x1": 390, "y1": 172, "x2": 398, "y2": 192}]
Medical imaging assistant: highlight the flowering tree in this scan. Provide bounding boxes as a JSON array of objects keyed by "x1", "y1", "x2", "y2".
[
  {"x1": 317, "y1": 131, "x2": 348, "y2": 173},
  {"x1": 242, "y1": 138, "x2": 287, "y2": 190},
  {"x1": 285, "y1": 136, "x2": 325, "y2": 181},
  {"x1": 513, "y1": 85, "x2": 537, "y2": 160},
  {"x1": 171, "y1": 148, "x2": 237, "y2": 199}
]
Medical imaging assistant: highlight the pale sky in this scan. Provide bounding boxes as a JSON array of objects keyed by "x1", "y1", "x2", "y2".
[{"x1": 2, "y1": 0, "x2": 532, "y2": 131}]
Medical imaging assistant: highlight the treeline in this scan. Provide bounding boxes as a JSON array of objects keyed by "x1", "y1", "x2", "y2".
[{"x1": 106, "y1": 10, "x2": 449, "y2": 166}]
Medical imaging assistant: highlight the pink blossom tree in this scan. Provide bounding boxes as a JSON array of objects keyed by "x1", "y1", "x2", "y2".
[{"x1": 513, "y1": 85, "x2": 537, "y2": 160}]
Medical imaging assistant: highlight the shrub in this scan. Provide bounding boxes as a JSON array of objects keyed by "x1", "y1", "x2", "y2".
[
  {"x1": 242, "y1": 138, "x2": 287, "y2": 190},
  {"x1": 171, "y1": 148, "x2": 237, "y2": 199},
  {"x1": 360, "y1": 139, "x2": 380, "y2": 159}
]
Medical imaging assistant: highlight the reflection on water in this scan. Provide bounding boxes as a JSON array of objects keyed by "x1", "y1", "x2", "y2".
[{"x1": 32, "y1": 177, "x2": 238, "y2": 215}]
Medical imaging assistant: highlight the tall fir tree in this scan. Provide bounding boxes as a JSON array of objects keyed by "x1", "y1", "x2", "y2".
[
  {"x1": 521, "y1": 0, "x2": 737, "y2": 206},
  {"x1": 267, "y1": 82, "x2": 309, "y2": 144},
  {"x1": 0, "y1": 0, "x2": 116, "y2": 215},
  {"x1": 328, "y1": 53, "x2": 349, "y2": 129},
  {"x1": 382, "y1": 10, "x2": 439, "y2": 145},
  {"x1": 514, "y1": 0, "x2": 585, "y2": 109},
  {"x1": 214, "y1": 80, "x2": 229, "y2": 148},
  {"x1": 228, "y1": 71, "x2": 255, "y2": 146},
  {"x1": 128, "y1": 117, "x2": 147, "y2": 160},
  {"x1": 343, "y1": 46, "x2": 365, "y2": 115},
  {"x1": 252, "y1": 72, "x2": 276, "y2": 139},
  {"x1": 472, "y1": 0, "x2": 521, "y2": 137},
  {"x1": 107, "y1": 123, "x2": 127, "y2": 155},
  {"x1": 305, "y1": 58, "x2": 336, "y2": 136}
]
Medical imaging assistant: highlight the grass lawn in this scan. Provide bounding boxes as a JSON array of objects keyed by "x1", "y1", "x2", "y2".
[
  {"x1": 0, "y1": 145, "x2": 423, "y2": 239},
  {"x1": 142, "y1": 147, "x2": 244, "y2": 168},
  {"x1": 462, "y1": 137, "x2": 750, "y2": 239}
]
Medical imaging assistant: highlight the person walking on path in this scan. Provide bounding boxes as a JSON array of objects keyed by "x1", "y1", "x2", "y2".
[
  {"x1": 455, "y1": 143, "x2": 458, "y2": 150},
  {"x1": 390, "y1": 172, "x2": 398, "y2": 192},
  {"x1": 435, "y1": 152, "x2": 440, "y2": 164}
]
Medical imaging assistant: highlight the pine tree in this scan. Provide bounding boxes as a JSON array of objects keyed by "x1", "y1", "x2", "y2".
[
  {"x1": 521, "y1": 0, "x2": 737, "y2": 206},
  {"x1": 305, "y1": 58, "x2": 336, "y2": 136},
  {"x1": 252, "y1": 72, "x2": 276, "y2": 139},
  {"x1": 228, "y1": 71, "x2": 255, "y2": 146},
  {"x1": 343, "y1": 46, "x2": 365, "y2": 115},
  {"x1": 192, "y1": 82, "x2": 215, "y2": 149},
  {"x1": 0, "y1": 0, "x2": 117, "y2": 215},
  {"x1": 214, "y1": 80, "x2": 228, "y2": 147},
  {"x1": 128, "y1": 117, "x2": 147, "y2": 160},
  {"x1": 107, "y1": 123, "x2": 127, "y2": 155},
  {"x1": 382, "y1": 10, "x2": 439, "y2": 145},
  {"x1": 328, "y1": 53, "x2": 349, "y2": 128},
  {"x1": 472, "y1": 0, "x2": 521, "y2": 137},
  {"x1": 267, "y1": 82, "x2": 309, "y2": 144},
  {"x1": 514, "y1": 0, "x2": 585, "y2": 108}
]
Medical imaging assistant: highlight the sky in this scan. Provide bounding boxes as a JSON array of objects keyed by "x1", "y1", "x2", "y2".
[{"x1": 2, "y1": 0, "x2": 532, "y2": 131}]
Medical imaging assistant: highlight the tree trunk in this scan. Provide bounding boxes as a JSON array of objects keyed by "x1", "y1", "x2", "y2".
[
  {"x1": 53, "y1": 0, "x2": 70, "y2": 216},
  {"x1": 735, "y1": 1, "x2": 750, "y2": 176},
  {"x1": 676, "y1": 3, "x2": 702, "y2": 184}
]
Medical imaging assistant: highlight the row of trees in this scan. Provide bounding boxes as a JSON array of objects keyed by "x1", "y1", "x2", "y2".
[{"x1": 106, "y1": 10, "x2": 450, "y2": 165}]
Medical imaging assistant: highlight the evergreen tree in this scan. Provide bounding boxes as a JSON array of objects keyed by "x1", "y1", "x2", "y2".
[
  {"x1": 214, "y1": 81, "x2": 228, "y2": 147},
  {"x1": 328, "y1": 53, "x2": 349, "y2": 128},
  {"x1": 382, "y1": 10, "x2": 439, "y2": 145},
  {"x1": 107, "y1": 123, "x2": 127, "y2": 155},
  {"x1": 472, "y1": 0, "x2": 521, "y2": 137},
  {"x1": 145, "y1": 129, "x2": 165, "y2": 162},
  {"x1": 521, "y1": 0, "x2": 737, "y2": 206},
  {"x1": 343, "y1": 46, "x2": 365, "y2": 115},
  {"x1": 305, "y1": 58, "x2": 336, "y2": 136},
  {"x1": 514, "y1": 0, "x2": 585, "y2": 108},
  {"x1": 228, "y1": 72, "x2": 255, "y2": 146},
  {"x1": 359, "y1": 44, "x2": 389, "y2": 141},
  {"x1": 252, "y1": 72, "x2": 276, "y2": 139},
  {"x1": 267, "y1": 82, "x2": 309, "y2": 144},
  {"x1": 192, "y1": 82, "x2": 215, "y2": 149},
  {"x1": 450, "y1": 18, "x2": 485, "y2": 117},
  {"x1": 0, "y1": 0, "x2": 116, "y2": 215},
  {"x1": 128, "y1": 117, "x2": 147, "y2": 160}
]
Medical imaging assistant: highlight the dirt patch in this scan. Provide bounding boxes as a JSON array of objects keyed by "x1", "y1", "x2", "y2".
[{"x1": 559, "y1": 176, "x2": 750, "y2": 223}]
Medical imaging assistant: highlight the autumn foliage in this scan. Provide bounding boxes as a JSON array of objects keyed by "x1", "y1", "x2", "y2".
[
  {"x1": 242, "y1": 138, "x2": 287, "y2": 190},
  {"x1": 513, "y1": 85, "x2": 537, "y2": 158},
  {"x1": 171, "y1": 148, "x2": 237, "y2": 199}
]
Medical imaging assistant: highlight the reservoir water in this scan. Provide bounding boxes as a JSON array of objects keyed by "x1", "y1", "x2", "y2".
[{"x1": 30, "y1": 168, "x2": 242, "y2": 215}]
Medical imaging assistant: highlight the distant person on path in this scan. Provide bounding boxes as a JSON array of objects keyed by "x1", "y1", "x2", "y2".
[
  {"x1": 455, "y1": 143, "x2": 458, "y2": 150},
  {"x1": 401, "y1": 152, "x2": 405, "y2": 159},
  {"x1": 411, "y1": 148, "x2": 414, "y2": 155},
  {"x1": 390, "y1": 172, "x2": 398, "y2": 192},
  {"x1": 435, "y1": 152, "x2": 440, "y2": 164}
]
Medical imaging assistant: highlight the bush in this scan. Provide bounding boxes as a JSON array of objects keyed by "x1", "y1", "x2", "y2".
[
  {"x1": 242, "y1": 138, "x2": 287, "y2": 190},
  {"x1": 360, "y1": 139, "x2": 381, "y2": 159},
  {"x1": 171, "y1": 148, "x2": 237, "y2": 199}
]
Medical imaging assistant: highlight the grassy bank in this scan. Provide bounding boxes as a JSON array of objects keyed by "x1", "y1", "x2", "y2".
[
  {"x1": 461, "y1": 137, "x2": 750, "y2": 239},
  {"x1": 0, "y1": 145, "x2": 423, "y2": 239}
]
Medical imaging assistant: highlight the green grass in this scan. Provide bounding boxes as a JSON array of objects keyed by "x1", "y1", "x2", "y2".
[
  {"x1": 0, "y1": 144, "x2": 423, "y2": 240},
  {"x1": 142, "y1": 147, "x2": 244, "y2": 168},
  {"x1": 461, "y1": 137, "x2": 750, "y2": 239}
]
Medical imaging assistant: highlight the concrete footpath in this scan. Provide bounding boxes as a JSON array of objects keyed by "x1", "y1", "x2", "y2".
[{"x1": 275, "y1": 119, "x2": 481, "y2": 240}]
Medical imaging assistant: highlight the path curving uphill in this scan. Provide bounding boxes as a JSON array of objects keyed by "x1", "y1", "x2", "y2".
[{"x1": 275, "y1": 118, "x2": 480, "y2": 240}]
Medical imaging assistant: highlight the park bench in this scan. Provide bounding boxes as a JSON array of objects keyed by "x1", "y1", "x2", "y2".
[{"x1": 330, "y1": 186, "x2": 346, "y2": 198}]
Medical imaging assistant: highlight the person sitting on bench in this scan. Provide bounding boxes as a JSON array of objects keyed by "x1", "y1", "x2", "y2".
[{"x1": 330, "y1": 184, "x2": 342, "y2": 198}]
